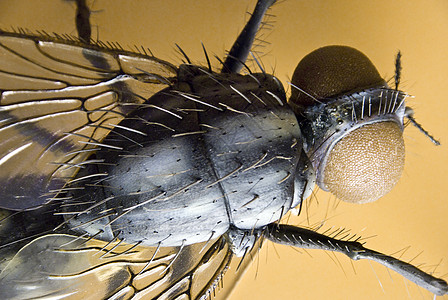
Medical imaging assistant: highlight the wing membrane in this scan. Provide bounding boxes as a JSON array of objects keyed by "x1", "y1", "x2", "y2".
[
  {"x1": 0, "y1": 234, "x2": 234, "y2": 300},
  {"x1": 0, "y1": 32, "x2": 177, "y2": 210},
  {"x1": 0, "y1": 30, "x2": 251, "y2": 300}
]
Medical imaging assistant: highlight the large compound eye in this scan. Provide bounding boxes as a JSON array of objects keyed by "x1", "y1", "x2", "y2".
[
  {"x1": 289, "y1": 46, "x2": 406, "y2": 204},
  {"x1": 323, "y1": 122, "x2": 405, "y2": 203},
  {"x1": 289, "y1": 45, "x2": 385, "y2": 113}
]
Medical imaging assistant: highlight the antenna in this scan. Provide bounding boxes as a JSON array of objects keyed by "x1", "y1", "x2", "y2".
[{"x1": 405, "y1": 107, "x2": 441, "y2": 145}]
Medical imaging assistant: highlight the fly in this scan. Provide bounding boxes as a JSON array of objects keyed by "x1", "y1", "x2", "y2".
[{"x1": 0, "y1": 0, "x2": 448, "y2": 300}]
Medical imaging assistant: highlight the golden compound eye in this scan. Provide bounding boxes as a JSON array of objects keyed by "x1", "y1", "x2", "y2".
[{"x1": 322, "y1": 121, "x2": 405, "y2": 204}]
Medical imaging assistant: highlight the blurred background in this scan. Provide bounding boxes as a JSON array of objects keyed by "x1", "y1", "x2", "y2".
[{"x1": 0, "y1": 1, "x2": 447, "y2": 299}]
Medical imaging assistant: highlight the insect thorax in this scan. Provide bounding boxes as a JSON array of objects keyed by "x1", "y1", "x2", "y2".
[{"x1": 64, "y1": 65, "x2": 313, "y2": 248}]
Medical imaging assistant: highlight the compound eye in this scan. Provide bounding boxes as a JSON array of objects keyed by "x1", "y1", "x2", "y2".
[
  {"x1": 288, "y1": 45, "x2": 385, "y2": 113},
  {"x1": 322, "y1": 121, "x2": 405, "y2": 204}
]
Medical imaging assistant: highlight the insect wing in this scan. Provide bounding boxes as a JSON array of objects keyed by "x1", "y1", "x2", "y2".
[
  {"x1": 0, "y1": 233, "x2": 236, "y2": 299},
  {"x1": 1, "y1": 1, "x2": 447, "y2": 300},
  {"x1": 0, "y1": 32, "x2": 177, "y2": 210},
  {"x1": 0, "y1": 5, "x2": 257, "y2": 300}
]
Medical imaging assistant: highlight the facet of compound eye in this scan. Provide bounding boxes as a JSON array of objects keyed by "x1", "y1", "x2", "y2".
[
  {"x1": 288, "y1": 45, "x2": 386, "y2": 113},
  {"x1": 322, "y1": 121, "x2": 405, "y2": 203}
]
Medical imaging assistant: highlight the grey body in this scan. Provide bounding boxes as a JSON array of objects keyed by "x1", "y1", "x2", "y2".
[
  {"x1": 67, "y1": 65, "x2": 313, "y2": 248},
  {"x1": 0, "y1": 0, "x2": 446, "y2": 298}
]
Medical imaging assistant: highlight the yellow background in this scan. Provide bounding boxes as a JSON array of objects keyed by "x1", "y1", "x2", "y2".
[{"x1": 0, "y1": 1, "x2": 447, "y2": 299}]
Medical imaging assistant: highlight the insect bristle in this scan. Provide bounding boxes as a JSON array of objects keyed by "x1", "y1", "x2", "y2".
[{"x1": 0, "y1": 1, "x2": 446, "y2": 300}]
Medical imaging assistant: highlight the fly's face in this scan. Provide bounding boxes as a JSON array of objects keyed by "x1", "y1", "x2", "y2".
[
  {"x1": 289, "y1": 45, "x2": 407, "y2": 204},
  {"x1": 0, "y1": 1, "x2": 447, "y2": 299}
]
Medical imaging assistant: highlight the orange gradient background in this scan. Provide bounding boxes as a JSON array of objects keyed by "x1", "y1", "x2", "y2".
[{"x1": 0, "y1": 1, "x2": 447, "y2": 299}]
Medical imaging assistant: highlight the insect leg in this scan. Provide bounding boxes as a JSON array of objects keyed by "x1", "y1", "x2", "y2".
[
  {"x1": 265, "y1": 224, "x2": 448, "y2": 296},
  {"x1": 74, "y1": 0, "x2": 91, "y2": 43},
  {"x1": 221, "y1": 0, "x2": 276, "y2": 73}
]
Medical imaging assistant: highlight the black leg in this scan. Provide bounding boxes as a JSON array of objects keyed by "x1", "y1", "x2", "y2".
[
  {"x1": 221, "y1": 0, "x2": 276, "y2": 73},
  {"x1": 266, "y1": 224, "x2": 448, "y2": 296},
  {"x1": 74, "y1": 0, "x2": 91, "y2": 43}
]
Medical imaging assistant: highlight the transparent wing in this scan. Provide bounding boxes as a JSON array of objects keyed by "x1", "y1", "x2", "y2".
[
  {"x1": 0, "y1": 32, "x2": 177, "y2": 210},
  {"x1": 0, "y1": 203, "x2": 260, "y2": 300},
  {"x1": 0, "y1": 233, "x2": 236, "y2": 299},
  {"x1": 0, "y1": 32, "x2": 260, "y2": 300}
]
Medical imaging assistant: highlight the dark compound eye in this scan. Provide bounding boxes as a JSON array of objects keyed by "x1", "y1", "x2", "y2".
[
  {"x1": 289, "y1": 46, "x2": 405, "y2": 204},
  {"x1": 289, "y1": 46, "x2": 385, "y2": 109}
]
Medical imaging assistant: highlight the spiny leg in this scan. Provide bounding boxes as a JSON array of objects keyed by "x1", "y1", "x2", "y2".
[
  {"x1": 265, "y1": 224, "x2": 448, "y2": 296},
  {"x1": 221, "y1": 0, "x2": 276, "y2": 74}
]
